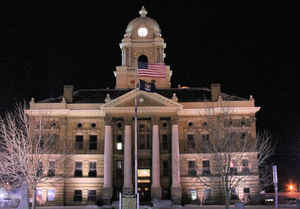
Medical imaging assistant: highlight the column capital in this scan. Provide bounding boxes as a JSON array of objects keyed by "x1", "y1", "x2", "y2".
[
  {"x1": 171, "y1": 116, "x2": 179, "y2": 125},
  {"x1": 151, "y1": 116, "x2": 159, "y2": 125},
  {"x1": 104, "y1": 116, "x2": 113, "y2": 126},
  {"x1": 124, "y1": 117, "x2": 133, "y2": 126}
]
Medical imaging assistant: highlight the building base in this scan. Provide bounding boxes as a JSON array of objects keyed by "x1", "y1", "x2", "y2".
[
  {"x1": 102, "y1": 187, "x2": 113, "y2": 204},
  {"x1": 151, "y1": 186, "x2": 161, "y2": 200},
  {"x1": 171, "y1": 187, "x2": 182, "y2": 205}
]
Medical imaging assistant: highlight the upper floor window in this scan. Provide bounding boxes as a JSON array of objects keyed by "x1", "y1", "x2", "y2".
[
  {"x1": 241, "y1": 159, "x2": 250, "y2": 174},
  {"x1": 187, "y1": 134, "x2": 195, "y2": 150},
  {"x1": 48, "y1": 161, "x2": 55, "y2": 177},
  {"x1": 202, "y1": 160, "x2": 210, "y2": 176},
  {"x1": 74, "y1": 162, "x2": 82, "y2": 177},
  {"x1": 116, "y1": 135, "x2": 123, "y2": 151},
  {"x1": 188, "y1": 161, "x2": 197, "y2": 176},
  {"x1": 75, "y1": 135, "x2": 83, "y2": 150},
  {"x1": 162, "y1": 134, "x2": 168, "y2": 150},
  {"x1": 163, "y1": 160, "x2": 169, "y2": 176},
  {"x1": 88, "y1": 161, "x2": 97, "y2": 177},
  {"x1": 89, "y1": 135, "x2": 98, "y2": 150}
]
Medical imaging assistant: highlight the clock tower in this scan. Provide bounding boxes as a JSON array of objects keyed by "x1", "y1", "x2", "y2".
[{"x1": 114, "y1": 7, "x2": 172, "y2": 89}]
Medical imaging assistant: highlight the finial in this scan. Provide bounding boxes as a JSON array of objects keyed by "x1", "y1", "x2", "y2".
[
  {"x1": 172, "y1": 93, "x2": 178, "y2": 102},
  {"x1": 218, "y1": 95, "x2": 223, "y2": 101},
  {"x1": 139, "y1": 6, "x2": 148, "y2": 17},
  {"x1": 105, "y1": 94, "x2": 111, "y2": 103},
  {"x1": 61, "y1": 97, "x2": 66, "y2": 103},
  {"x1": 30, "y1": 97, "x2": 35, "y2": 104},
  {"x1": 249, "y1": 95, "x2": 254, "y2": 101}
]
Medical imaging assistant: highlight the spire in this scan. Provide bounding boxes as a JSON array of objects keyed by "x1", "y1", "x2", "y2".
[{"x1": 139, "y1": 6, "x2": 147, "y2": 17}]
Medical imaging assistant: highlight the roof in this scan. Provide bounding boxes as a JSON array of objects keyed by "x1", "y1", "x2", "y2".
[{"x1": 39, "y1": 88, "x2": 247, "y2": 103}]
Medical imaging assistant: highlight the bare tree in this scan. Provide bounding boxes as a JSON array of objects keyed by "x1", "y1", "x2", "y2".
[
  {"x1": 196, "y1": 107, "x2": 274, "y2": 209},
  {"x1": 0, "y1": 105, "x2": 68, "y2": 209}
]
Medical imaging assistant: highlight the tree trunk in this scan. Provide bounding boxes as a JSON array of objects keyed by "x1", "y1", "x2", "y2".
[{"x1": 31, "y1": 187, "x2": 37, "y2": 209}]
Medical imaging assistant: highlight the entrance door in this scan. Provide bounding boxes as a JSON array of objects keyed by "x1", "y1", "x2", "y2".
[
  {"x1": 137, "y1": 168, "x2": 151, "y2": 202},
  {"x1": 138, "y1": 183, "x2": 151, "y2": 202}
]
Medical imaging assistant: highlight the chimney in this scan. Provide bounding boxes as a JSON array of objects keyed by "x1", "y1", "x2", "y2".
[
  {"x1": 211, "y1": 83, "x2": 221, "y2": 101},
  {"x1": 63, "y1": 85, "x2": 74, "y2": 103}
]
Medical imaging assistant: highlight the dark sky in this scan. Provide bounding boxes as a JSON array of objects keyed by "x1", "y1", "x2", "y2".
[{"x1": 2, "y1": 2, "x2": 300, "y2": 189}]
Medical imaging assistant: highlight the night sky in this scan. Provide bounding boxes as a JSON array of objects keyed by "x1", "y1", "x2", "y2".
[{"x1": 2, "y1": 2, "x2": 300, "y2": 190}]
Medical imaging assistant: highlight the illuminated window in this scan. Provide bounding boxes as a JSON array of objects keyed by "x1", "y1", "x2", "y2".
[
  {"x1": 88, "y1": 190, "x2": 96, "y2": 202},
  {"x1": 36, "y1": 189, "x2": 43, "y2": 204},
  {"x1": 89, "y1": 135, "x2": 98, "y2": 150},
  {"x1": 74, "y1": 190, "x2": 82, "y2": 202},
  {"x1": 190, "y1": 190, "x2": 198, "y2": 200},
  {"x1": 89, "y1": 162, "x2": 97, "y2": 177},
  {"x1": 47, "y1": 189, "x2": 55, "y2": 201},
  {"x1": 138, "y1": 169, "x2": 151, "y2": 177},
  {"x1": 116, "y1": 135, "x2": 123, "y2": 150}
]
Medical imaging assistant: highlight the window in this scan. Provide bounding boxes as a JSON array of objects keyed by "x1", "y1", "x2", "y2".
[
  {"x1": 139, "y1": 134, "x2": 151, "y2": 150},
  {"x1": 188, "y1": 161, "x2": 197, "y2": 176},
  {"x1": 89, "y1": 135, "x2": 98, "y2": 150},
  {"x1": 49, "y1": 134, "x2": 57, "y2": 149},
  {"x1": 244, "y1": 188, "x2": 250, "y2": 193},
  {"x1": 202, "y1": 134, "x2": 209, "y2": 142},
  {"x1": 241, "y1": 159, "x2": 250, "y2": 174},
  {"x1": 230, "y1": 167, "x2": 238, "y2": 175},
  {"x1": 74, "y1": 190, "x2": 82, "y2": 202},
  {"x1": 187, "y1": 134, "x2": 195, "y2": 150},
  {"x1": 117, "y1": 122, "x2": 122, "y2": 128},
  {"x1": 163, "y1": 160, "x2": 169, "y2": 176},
  {"x1": 91, "y1": 123, "x2": 96, "y2": 128},
  {"x1": 48, "y1": 161, "x2": 55, "y2": 177},
  {"x1": 75, "y1": 135, "x2": 83, "y2": 150},
  {"x1": 116, "y1": 135, "x2": 123, "y2": 151},
  {"x1": 37, "y1": 161, "x2": 43, "y2": 177},
  {"x1": 89, "y1": 162, "x2": 97, "y2": 177},
  {"x1": 116, "y1": 160, "x2": 123, "y2": 177},
  {"x1": 241, "y1": 132, "x2": 247, "y2": 140},
  {"x1": 47, "y1": 189, "x2": 55, "y2": 201},
  {"x1": 202, "y1": 160, "x2": 210, "y2": 176},
  {"x1": 162, "y1": 122, "x2": 168, "y2": 128},
  {"x1": 77, "y1": 123, "x2": 82, "y2": 128},
  {"x1": 162, "y1": 134, "x2": 168, "y2": 150},
  {"x1": 202, "y1": 122, "x2": 208, "y2": 127},
  {"x1": 88, "y1": 190, "x2": 96, "y2": 202},
  {"x1": 74, "y1": 162, "x2": 82, "y2": 177},
  {"x1": 190, "y1": 189, "x2": 198, "y2": 200},
  {"x1": 188, "y1": 122, "x2": 193, "y2": 127},
  {"x1": 40, "y1": 137, "x2": 44, "y2": 150},
  {"x1": 36, "y1": 189, "x2": 43, "y2": 204}
]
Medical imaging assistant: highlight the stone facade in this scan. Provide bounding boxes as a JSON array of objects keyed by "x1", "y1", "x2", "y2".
[{"x1": 27, "y1": 7, "x2": 261, "y2": 206}]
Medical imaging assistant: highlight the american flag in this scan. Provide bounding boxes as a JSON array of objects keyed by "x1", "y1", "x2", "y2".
[{"x1": 137, "y1": 62, "x2": 166, "y2": 78}]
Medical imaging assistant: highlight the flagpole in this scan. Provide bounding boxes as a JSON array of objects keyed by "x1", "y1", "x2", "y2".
[{"x1": 135, "y1": 66, "x2": 139, "y2": 209}]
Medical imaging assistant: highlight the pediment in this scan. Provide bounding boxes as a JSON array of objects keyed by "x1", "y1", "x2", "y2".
[{"x1": 103, "y1": 89, "x2": 182, "y2": 109}]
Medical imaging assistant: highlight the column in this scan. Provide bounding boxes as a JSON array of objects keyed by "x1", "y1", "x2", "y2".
[
  {"x1": 103, "y1": 117, "x2": 113, "y2": 204},
  {"x1": 151, "y1": 117, "x2": 162, "y2": 199},
  {"x1": 171, "y1": 117, "x2": 182, "y2": 204},
  {"x1": 123, "y1": 118, "x2": 133, "y2": 193}
]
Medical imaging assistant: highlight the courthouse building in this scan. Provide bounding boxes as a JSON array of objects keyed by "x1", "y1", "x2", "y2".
[{"x1": 28, "y1": 7, "x2": 261, "y2": 206}]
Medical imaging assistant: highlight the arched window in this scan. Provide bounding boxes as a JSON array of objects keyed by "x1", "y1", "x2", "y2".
[{"x1": 138, "y1": 55, "x2": 148, "y2": 69}]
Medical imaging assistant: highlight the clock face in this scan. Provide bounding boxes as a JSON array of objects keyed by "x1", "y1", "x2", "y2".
[{"x1": 138, "y1": 27, "x2": 148, "y2": 37}]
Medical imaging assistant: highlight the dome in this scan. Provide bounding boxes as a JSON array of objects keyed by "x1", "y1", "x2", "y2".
[{"x1": 125, "y1": 7, "x2": 161, "y2": 36}]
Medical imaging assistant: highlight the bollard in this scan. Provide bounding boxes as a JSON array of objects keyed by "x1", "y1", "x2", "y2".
[
  {"x1": 235, "y1": 202, "x2": 244, "y2": 209},
  {"x1": 296, "y1": 198, "x2": 300, "y2": 209}
]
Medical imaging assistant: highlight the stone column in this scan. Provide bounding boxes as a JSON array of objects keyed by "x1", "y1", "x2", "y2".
[
  {"x1": 123, "y1": 118, "x2": 133, "y2": 193},
  {"x1": 102, "y1": 117, "x2": 113, "y2": 203},
  {"x1": 151, "y1": 117, "x2": 162, "y2": 199},
  {"x1": 171, "y1": 117, "x2": 182, "y2": 204}
]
